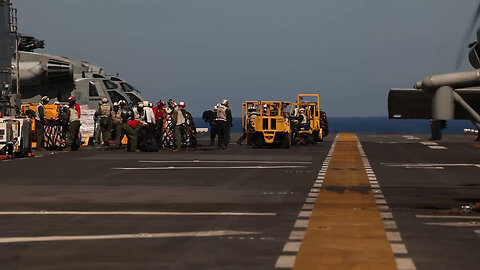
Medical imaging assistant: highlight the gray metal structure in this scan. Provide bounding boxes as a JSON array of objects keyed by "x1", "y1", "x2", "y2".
[
  {"x1": 0, "y1": 0, "x2": 17, "y2": 116},
  {"x1": 389, "y1": 8, "x2": 480, "y2": 140}
]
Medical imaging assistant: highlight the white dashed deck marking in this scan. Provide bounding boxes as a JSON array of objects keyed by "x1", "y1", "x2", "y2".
[
  {"x1": 289, "y1": 231, "x2": 305, "y2": 240},
  {"x1": 428, "y1": 145, "x2": 447, "y2": 150},
  {"x1": 275, "y1": 255, "x2": 296, "y2": 268},
  {"x1": 282, "y1": 242, "x2": 301, "y2": 252},
  {"x1": 396, "y1": 258, "x2": 417, "y2": 270}
]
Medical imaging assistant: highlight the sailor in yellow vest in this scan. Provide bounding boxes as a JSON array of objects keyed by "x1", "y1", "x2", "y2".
[
  {"x1": 111, "y1": 102, "x2": 123, "y2": 149},
  {"x1": 35, "y1": 96, "x2": 50, "y2": 150},
  {"x1": 172, "y1": 102, "x2": 186, "y2": 152},
  {"x1": 95, "y1": 97, "x2": 113, "y2": 147},
  {"x1": 66, "y1": 96, "x2": 81, "y2": 151},
  {"x1": 216, "y1": 99, "x2": 232, "y2": 149}
]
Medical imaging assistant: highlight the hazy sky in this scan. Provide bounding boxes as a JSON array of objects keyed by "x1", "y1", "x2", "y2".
[{"x1": 13, "y1": 0, "x2": 480, "y2": 116}]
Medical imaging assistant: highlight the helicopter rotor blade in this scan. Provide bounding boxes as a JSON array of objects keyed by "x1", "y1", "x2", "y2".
[{"x1": 456, "y1": 2, "x2": 480, "y2": 70}]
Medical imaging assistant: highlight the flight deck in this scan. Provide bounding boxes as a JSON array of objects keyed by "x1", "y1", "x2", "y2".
[{"x1": 1, "y1": 133, "x2": 479, "y2": 270}]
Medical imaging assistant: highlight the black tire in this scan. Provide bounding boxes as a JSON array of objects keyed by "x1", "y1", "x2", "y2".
[
  {"x1": 281, "y1": 133, "x2": 290, "y2": 148},
  {"x1": 306, "y1": 134, "x2": 316, "y2": 145}
]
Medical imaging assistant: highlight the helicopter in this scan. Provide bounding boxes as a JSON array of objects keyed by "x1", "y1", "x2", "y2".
[
  {"x1": 388, "y1": 3, "x2": 480, "y2": 141},
  {"x1": 12, "y1": 34, "x2": 143, "y2": 108}
]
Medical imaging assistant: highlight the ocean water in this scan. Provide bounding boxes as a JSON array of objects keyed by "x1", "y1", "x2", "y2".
[{"x1": 194, "y1": 117, "x2": 475, "y2": 134}]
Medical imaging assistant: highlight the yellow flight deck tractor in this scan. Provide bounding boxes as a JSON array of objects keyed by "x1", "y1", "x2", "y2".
[
  {"x1": 242, "y1": 101, "x2": 292, "y2": 148},
  {"x1": 291, "y1": 94, "x2": 328, "y2": 145},
  {"x1": 21, "y1": 103, "x2": 67, "y2": 149}
]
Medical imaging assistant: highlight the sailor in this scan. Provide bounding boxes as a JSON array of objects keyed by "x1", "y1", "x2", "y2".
[
  {"x1": 237, "y1": 106, "x2": 258, "y2": 145},
  {"x1": 120, "y1": 106, "x2": 141, "y2": 152},
  {"x1": 35, "y1": 96, "x2": 50, "y2": 150},
  {"x1": 299, "y1": 108, "x2": 308, "y2": 128},
  {"x1": 95, "y1": 97, "x2": 112, "y2": 147},
  {"x1": 154, "y1": 100, "x2": 166, "y2": 124},
  {"x1": 153, "y1": 100, "x2": 166, "y2": 144},
  {"x1": 292, "y1": 108, "x2": 308, "y2": 134},
  {"x1": 57, "y1": 104, "x2": 69, "y2": 145},
  {"x1": 172, "y1": 101, "x2": 187, "y2": 152},
  {"x1": 430, "y1": 119, "x2": 446, "y2": 140},
  {"x1": 142, "y1": 100, "x2": 155, "y2": 125},
  {"x1": 161, "y1": 104, "x2": 175, "y2": 149},
  {"x1": 133, "y1": 102, "x2": 143, "y2": 120},
  {"x1": 111, "y1": 102, "x2": 123, "y2": 148},
  {"x1": 216, "y1": 99, "x2": 232, "y2": 149},
  {"x1": 180, "y1": 102, "x2": 198, "y2": 149},
  {"x1": 66, "y1": 96, "x2": 81, "y2": 151}
]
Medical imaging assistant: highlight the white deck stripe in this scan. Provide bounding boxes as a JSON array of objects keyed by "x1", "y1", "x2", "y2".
[
  {"x1": 113, "y1": 165, "x2": 307, "y2": 170},
  {"x1": 420, "y1": 142, "x2": 438, "y2": 146},
  {"x1": 391, "y1": 243, "x2": 408, "y2": 254},
  {"x1": 396, "y1": 258, "x2": 417, "y2": 270},
  {"x1": 383, "y1": 220, "x2": 398, "y2": 229},
  {"x1": 416, "y1": 215, "x2": 480, "y2": 220},
  {"x1": 139, "y1": 160, "x2": 311, "y2": 164},
  {"x1": 302, "y1": 204, "x2": 314, "y2": 210},
  {"x1": 0, "y1": 230, "x2": 260, "y2": 244},
  {"x1": 298, "y1": 211, "x2": 312, "y2": 218},
  {"x1": 428, "y1": 146, "x2": 447, "y2": 150},
  {"x1": 289, "y1": 231, "x2": 305, "y2": 240},
  {"x1": 275, "y1": 255, "x2": 296, "y2": 268},
  {"x1": 282, "y1": 241, "x2": 302, "y2": 252},
  {"x1": 294, "y1": 220, "x2": 309, "y2": 228},
  {"x1": 382, "y1": 163, "x2": 480, "y2": 167},
  {"x1": 0, "y1": 211, "x2": 277, "y2": 216},
  {"x1": 424, "y1": 222, "x2": 480, "y2": 227},
  {"x1": 386, "y1": 231, "x2": 402, "y2": 241}
]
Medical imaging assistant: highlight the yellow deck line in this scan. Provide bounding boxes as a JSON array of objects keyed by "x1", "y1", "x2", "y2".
[{"x1": 294, "y1": 133, "x2": 397, "y2": 270}]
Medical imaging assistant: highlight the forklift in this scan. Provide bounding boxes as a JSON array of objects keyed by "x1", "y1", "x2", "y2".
[
  {"x1": 291, "y1": 94, "x2": 328, "y2": 145},
  {"x1": 242, "y1": 100, "x2": 292, "y2": 148}
]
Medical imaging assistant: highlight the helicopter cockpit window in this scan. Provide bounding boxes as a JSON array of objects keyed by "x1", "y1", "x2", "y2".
[
  {"x1": 89, "y1": 82, "x2": 99, "y2": 97},
  {"x1": 121, "y1": 83, "x2": 134, "y2": 92},
  {"x1": 126, "y1": 93, "x2": 141, "y2": 105},
  {"x1": 107, "y1": 90, "x2": 127, "y2": 103},
  {"x1": 92, "y1": 73, "x2": 105, "y2": 78},
  {"x1": 103, "y1": 80, "x2": 118, "y2": 90}
]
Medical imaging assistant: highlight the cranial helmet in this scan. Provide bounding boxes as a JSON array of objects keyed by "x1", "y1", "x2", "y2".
[{"x1": 41, "y1": 96, "x2": 50, "y2": 104}]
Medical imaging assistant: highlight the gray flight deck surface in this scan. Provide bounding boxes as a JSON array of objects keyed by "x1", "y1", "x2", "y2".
[{"x1": 1, "y1": 133, "x2": 479, "y2": 270}]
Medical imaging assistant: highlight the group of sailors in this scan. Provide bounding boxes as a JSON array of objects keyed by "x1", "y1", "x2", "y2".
[
  {"x1": 33, "y1": 96, "x2": 234, "y2": 152},
  {"x1": 34, "y1": 95, "x2": 82, "y2": 151},
  {"x1": 95, "y1": 98, "x2": 198, "y2": 152}
]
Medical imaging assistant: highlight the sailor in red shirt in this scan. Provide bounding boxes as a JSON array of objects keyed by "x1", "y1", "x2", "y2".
[{"x1": 153, "y1": 100, "x2": 166, "y2": 124}]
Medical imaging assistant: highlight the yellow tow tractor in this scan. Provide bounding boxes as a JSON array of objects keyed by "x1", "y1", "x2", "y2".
[
  {"x1": 242, "y1": 100, "x2": 292, "y2": 148},
  {"x1": 291, "y1": 94, "x2": 328, "y2": 145},
  {"x1": 21, "y1": 103, "x2": 67, "y2": 149}
]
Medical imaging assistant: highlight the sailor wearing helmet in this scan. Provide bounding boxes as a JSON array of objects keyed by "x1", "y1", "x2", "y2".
[{"x1": 95, "y1": 97, "x2": 113, "y2": 147}]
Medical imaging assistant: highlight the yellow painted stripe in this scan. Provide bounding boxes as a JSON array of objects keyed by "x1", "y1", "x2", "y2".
[{"x1": 294, "y1": 133, "x2": 397, "y2": 270}]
